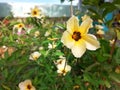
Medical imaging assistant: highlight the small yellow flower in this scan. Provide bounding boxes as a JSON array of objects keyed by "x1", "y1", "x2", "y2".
[
  {"x1": 29, "y1": 51, "x2": 41, "y2": 61},
  {"x1": 96, "y1": 29, "x2": 105, "y2": 35},
  {"x1": 57, "y1": 64, "x2": 71, "y2": 76},
  {"x1": 98, "y1": 19, "x2": 103, "y2": 23},
  {"x1": 61, "y1": 15, "x2": 100, "y2": 58},
  {"x1": 48, "y1": 42, "x2": 56, "y2": 49},
  {"x1": 18, "y1": 79, "x2": 36, "y2": 90},
  {"x1": 44, "y1": 31, "x2": 51, "y2": 37},
  {"x1": 31, "y1": 6, "x2": 41, "y2": 18},
  {"x1": 54, "y1": 57, "x2": 66, "y2": 66},
  {"x1": 34, "y1": 31, "x2": 40, "y2": 37},
  {"x1": 115, "y1": 66, "x2": 120, "y2": 74},
  {"x1": 55, "y1": 57, "x2": 71, "y2": 76},
  {"x1": 109, "y1": 39, "x2": 115, "y2": 45},
  {"x1": 13, "y1": 23, "x2": 25, "y2": 35},
  {"x1": 14, "y1": 23, "x2": 25, "y2": 29},
  {"x1": 73, "y1": 85, "x2": 80, "y2": 90},
  {"x1": 95, "y1": 25, "x2": 104, "y2": 30}
]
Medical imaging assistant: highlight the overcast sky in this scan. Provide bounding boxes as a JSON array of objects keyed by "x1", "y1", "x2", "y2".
[{"x1": 0, "y1": 0, "x2": 78, "y2": 5}]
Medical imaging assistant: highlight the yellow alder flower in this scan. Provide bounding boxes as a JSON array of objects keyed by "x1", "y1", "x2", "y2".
[
  {"x1": 31, "y1": 6, "x2": 40, "y2": 18},
  {"x1": 19, "y1": 79, "x2": 36, "y2": 90},
  {"x1": 96, "y1": 29, "x2": 105, "y2": 35},
  {"x1": 109, "y1": 39, "x2": 115, "y2": 45},
  {"x1": 29, "y1": 51, "x2": 41, "y2": 61},
  {"x1": 57, "y1": 64, "x2": 71, "y2": 76},
  {"x1": 61, "y1": 15, "x2": 100, "y2": 58},
  {"x1": 34, "y1": 31, "x2": 40, "y2": 37},
  {"x1": 54, "y1": 58, "x2": 66, "y2": 66},
  {"x1": 14, "y1": 23, "x2": 25, "y2": 29}
]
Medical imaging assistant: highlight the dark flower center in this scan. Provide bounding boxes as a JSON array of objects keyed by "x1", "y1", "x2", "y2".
[
  {"x1": 33, "y1": 11, "x2": 37, "y2": 15},
  {"x1": 27, "y1": 84, "x2": 32, "y2": 89},
  {"x1": 19, "y1": 25, "x2": 22, "y2": 28},
  {"x1": 62, "y1": 69, "x2": 66, "y2": 74},
  {"x1": 72, "y1": 31, "x2": 81, "y2": 41}
]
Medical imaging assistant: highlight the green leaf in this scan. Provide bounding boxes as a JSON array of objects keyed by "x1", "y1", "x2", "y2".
[
  {"x1": 109, "y1": 72, "x2": 120, "y2": 83},
  {"x1": 60, "y1": 0, "x2": 65, "y2": 3},
  {"x1": 115, "y1": 47, "x2": 120, "y2": 64},
  {"x1": 104, "y1": 80, "x2": 111, "y2": 88},
  {"x1": 1, "y1": 84, "x2": 11, "y2": 90},
  {"x1": 116, "y1": 29, "x2": 120, "y2": 40}
]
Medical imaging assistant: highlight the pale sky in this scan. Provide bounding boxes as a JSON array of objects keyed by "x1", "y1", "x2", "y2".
[{"x1": 0, "y1": 0, "x2": 78, "y2": 5}]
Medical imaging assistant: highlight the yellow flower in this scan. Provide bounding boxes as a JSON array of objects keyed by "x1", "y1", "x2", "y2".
[
  {"x1": 54, "y1": 57, "x2": 66, "y2": 66},
  {"x1": 29, "y1": 51, "x2": 41, "y2": 61},
  {"x1": 31, "y1": 6, "x2": 41, "y2": 18},
  {"x1": 55, "y1": 57, "x2": 71, "y2": 76},
  {"x1": 115, "y1": 66, "x2": 120, "y2": 74},
  {"x1": 14, "y1": 23, "x2": 25, "y2": 30},
  {"x1": 18, "y1": 79, "x2": 36, "y2": 90},
  {"x1": 96, "y1": 29, "x2": 105, "y2": 35},
  {"x1": 61, "y1": 15, "x2": 100, "y2": 58},
  {"x1": 34, "y1": 31, "x2": 40, "y2": 37},
  {"x1": 57, "y1": 64, "x2": 71, "y2": 76},
  {"x1": 44, "y1": 31, "x2": 51, "y2": 37},
  {"x1": 48, "y1": 42, "x2": 56, "y2": 49}
]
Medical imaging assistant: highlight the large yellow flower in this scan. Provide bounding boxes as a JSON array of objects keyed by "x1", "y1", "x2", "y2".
[
  {"x1": 31, "y1": 6, "x2": 40, "y2": 18},
  {"x1": 61, "y1": 15, "x2": 100, "y2": 58}
]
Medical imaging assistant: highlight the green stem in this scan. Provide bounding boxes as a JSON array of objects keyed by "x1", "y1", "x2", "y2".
[
  {"x1": 84, "y1": 62, "x2": 100, "y2": 72},
  {"x1": 108, "y1": 31, "x2": 118, "y2": 63}
]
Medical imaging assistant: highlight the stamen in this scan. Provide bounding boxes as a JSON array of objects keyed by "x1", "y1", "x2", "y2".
[
  {"x1": 72, "y1": 31, "x2": 81, "y2": 41},
  {"x1": 27, "y1": 84, "x2": 32, "y2": 89}
]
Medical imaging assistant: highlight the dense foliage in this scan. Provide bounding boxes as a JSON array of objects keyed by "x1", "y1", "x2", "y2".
[{"x1": 0, "y1": 0, "x2": 120, "y2": 90}]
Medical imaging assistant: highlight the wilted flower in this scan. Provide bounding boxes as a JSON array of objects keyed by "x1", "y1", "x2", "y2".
[
  {"x1": 95, "y1": 25, "x2": 105, "y2": 35},
  {"x1": 39, "y1": 46, "x2": 44, "y2": 50},
  {"x1": 115, "y1": 66, "x2": 120, "y2": 74},
  {"x1": 44, "y1": 31, "x2": 51, "y2": 37},
  {"x1": 61, "y1": 15, "x2": 100, "y2": 58},
  {"x1": 18, "y1": 79, "x2": 36, "y2": 90},
  {"x1": 0, "y1": 46, "x2": 8, "y2": 58},
  {"x1": 31, "y1": 6, "x2": 41, "y2": 18},
  {"x1": 48, "y1": 42, "x2": 56, "y2": 49},
  {"x1": 95, "y1": 25, "x2": 104, "y2": 30},
  {"x1": 29, "y1": 51, "x2": 41, "y2": 60}
]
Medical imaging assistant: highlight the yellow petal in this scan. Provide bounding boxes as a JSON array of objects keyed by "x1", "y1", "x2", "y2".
[
  {"x1": 81, "y1": 14, "x2": 90, "y2": 21},
  {"x1": 83, "y1": 34, "x2": 100, "y2": 50},
  {"x1": 71, "y1": 40, "x2": 86, "y2": 58},
  {"x1": 79, "y1": 18, "x2": 93, "y2": 34},
  {"x1": 61, "y1": 31, "x2": 75, "y2": 49},
  {"x1": 67, "y1": 15, "x2": 79, "y2": 34}
]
